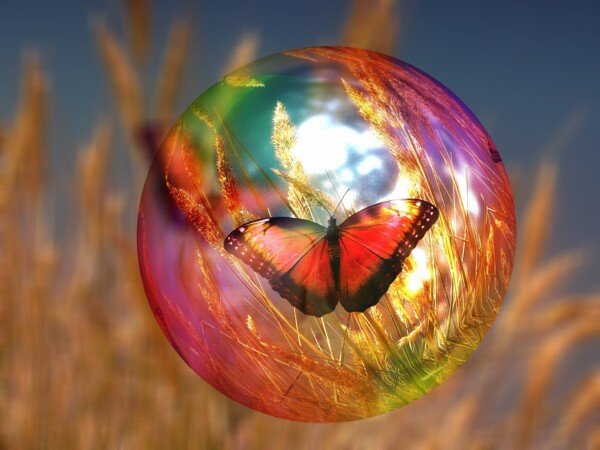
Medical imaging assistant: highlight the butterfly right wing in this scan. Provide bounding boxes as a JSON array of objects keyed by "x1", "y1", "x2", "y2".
[
  {"x1": 224, "y1": 217, "x2": 337, "y2": 317},
  {"x1": 337, "y1": 199, "x2": 439, "y2": 312}
]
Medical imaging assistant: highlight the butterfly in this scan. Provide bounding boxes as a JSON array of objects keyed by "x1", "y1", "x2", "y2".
[{"x1": 224, "y1": 199, "x2": 439, "y2": 317}]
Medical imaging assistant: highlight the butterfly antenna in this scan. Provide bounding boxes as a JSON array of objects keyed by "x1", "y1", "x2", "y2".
[{"x1": 332, "y1": 189, "x2": 351, "y2": 218}]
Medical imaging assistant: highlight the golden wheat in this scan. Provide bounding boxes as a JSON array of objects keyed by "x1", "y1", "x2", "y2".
[
  {"x1": 124, "y1": 0, "x2": 151, "y2": 63},
  {"x1": 155, "y1": 18, "x2": 191, "y2": 124},
  {"x1": 91, "y1": 19, "x2": 143, "y2": 139},
  {"x1": 342, "y1": 0, "x2": 400, "y2": 54},
  {"x1": 223, "y1": 31, "x2": 261, "y2": 76}
]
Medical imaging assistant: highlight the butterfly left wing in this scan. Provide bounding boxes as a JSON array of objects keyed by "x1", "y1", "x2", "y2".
[
  {"x1": 224, "y1": 217, "x2": 338, "y2": 317},
  {"x1": 224, "y1": 217, "x2": 325, "y2": 279},
  {"x1": 337, "y1": 199, "x2": 439, "y2": 312}
]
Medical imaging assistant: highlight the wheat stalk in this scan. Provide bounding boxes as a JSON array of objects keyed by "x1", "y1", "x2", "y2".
[
  {"x1": 155, "y1": 18, "x2": 191, "y2": 123},
  {"x1": 223, "y1": 31, "x2": 261, "y2": 75},
  {"x1": 91, "y1": 19, "x2": 143, "y2": 138},
  {"x1": 342, "y1": 0, "x2": 400, "y2": 54},
  {"x1": 271, "y1": 101, "x2": 335, "y2": 219},
  {"x1": 124, "y1": 0, "x2": 151, "y2": 63},
  {"x1": 554, "y1": 371, "x2": 600, "y2": 446},
  {"x1": 514, "y1": 316, "x2": 600, "y2": 448}
]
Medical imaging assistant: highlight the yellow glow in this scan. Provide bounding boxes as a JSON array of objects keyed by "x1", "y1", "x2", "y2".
[
  {"x1": 404, "y1": 247, "x2": 431, "y2": 294},
  {"x1": 453, "y1": 166, "x2": 480, "y2": 217},
  {"x1": 405, "y1": 271, "x2": 424, "y2": 294},
  {"x1": 388, "y1": 173, "x2": 415, "y2": 200},
  {"x1": 412, "y1": 248, "x2": 431, "y2": 280}
]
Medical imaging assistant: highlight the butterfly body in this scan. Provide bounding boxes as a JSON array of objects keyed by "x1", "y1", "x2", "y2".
[
  {"x1": 225, "y1": 199, "x2": 438, "y2": 317},
  {"x1": 325, "y1": 217, "x2": 342, "y2": 295}
]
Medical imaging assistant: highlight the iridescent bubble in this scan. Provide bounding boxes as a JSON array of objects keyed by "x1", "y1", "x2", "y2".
[{"x1": 137, "y1": 47, "x2": 516, "y2": 422}]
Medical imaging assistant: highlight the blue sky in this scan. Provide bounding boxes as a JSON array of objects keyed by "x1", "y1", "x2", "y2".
[{"x1": 1, "y1": 0, "x2": 599, "y2": 290}]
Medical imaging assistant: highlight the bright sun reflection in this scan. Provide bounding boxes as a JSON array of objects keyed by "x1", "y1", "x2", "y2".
[
  {"x1": 404, "y1": 247, "x2": 431, "y2": 294},
  {"x1": 388, "y1": 174, "x2": 415, "y2": 200},
  {"x1": 293, "y1": 114, "x2": 383, "y2": 174},
  {"x1": 291, "y1": 112, "x2": 481, "y2": 225},
  {"x1": 292, "y1": 115, "x2": 352, "y2": 174},
  {"x1": 292, "y1": 114, "x2": 387, "y2": 209},
  {"x1": 453, "y1": 166, "x2": 480, "y2": 217}
]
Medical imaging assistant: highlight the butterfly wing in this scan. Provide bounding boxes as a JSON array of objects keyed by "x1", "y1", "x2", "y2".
[
  {"x1": 224, "y1": 217, "x2": 337, "y2": 317},
  {"x1": 270, "y1": 239, "x2": 338, "y2": 317},
  {"x1": 337, "y1": 199, "x2": 439, "y2": 312}
]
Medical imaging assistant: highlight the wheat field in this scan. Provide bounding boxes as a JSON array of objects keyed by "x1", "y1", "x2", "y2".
[{"x1": 1, "y1": 1, "x2": 598, "y2": 448}]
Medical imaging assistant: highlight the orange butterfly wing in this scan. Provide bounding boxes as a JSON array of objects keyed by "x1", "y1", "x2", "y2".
[
  {"x1": 337, "y1": 199, "x2": 439, "y2": 312},
  {"x1": 224, "y1": 217, "x2": 337, "y2": 317},
  {"x1": 271, "y1": 239, "x2": 338, "y2": 317}
]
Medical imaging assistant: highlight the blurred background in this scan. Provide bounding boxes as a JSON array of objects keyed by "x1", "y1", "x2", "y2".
[{"x1": 1, "y1": 0, "x2": 598, "y2": 448}]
